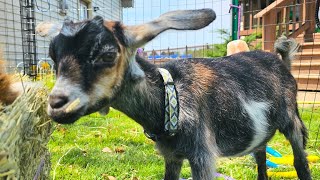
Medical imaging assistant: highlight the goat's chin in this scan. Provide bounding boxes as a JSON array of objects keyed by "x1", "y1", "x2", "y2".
[
  {"x1": 47, "y1": 103, "x2": 87, "y2": 124},
  {"x1": 47, "y1": 99, "x2": 111, "y2": 124},
  {"x1": 48, "y1": 108, "x2": 86, "y2": 124}
]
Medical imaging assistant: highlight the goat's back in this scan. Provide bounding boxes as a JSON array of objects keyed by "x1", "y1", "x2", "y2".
[{"x1": 162, "y1": 51, "x2": 297, "y2": 156}]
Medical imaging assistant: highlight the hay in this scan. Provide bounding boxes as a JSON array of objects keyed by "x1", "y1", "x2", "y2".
[{"x1": 0, "y1": 85, "x2": 53, "y2": 179}]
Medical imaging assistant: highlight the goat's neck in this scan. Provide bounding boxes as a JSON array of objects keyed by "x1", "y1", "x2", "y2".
[{"x1": 111, "y1": 56, "x2": 165, "y2": 135}]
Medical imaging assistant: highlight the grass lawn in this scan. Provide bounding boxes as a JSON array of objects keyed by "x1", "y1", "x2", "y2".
[{"x1": 48, "y1": 107, "x2": 320, "y2": 180}]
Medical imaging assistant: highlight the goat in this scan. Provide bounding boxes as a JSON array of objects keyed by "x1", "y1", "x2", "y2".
[{"x1": 37, "y1": 9, "x2": 311, "y2": 180}]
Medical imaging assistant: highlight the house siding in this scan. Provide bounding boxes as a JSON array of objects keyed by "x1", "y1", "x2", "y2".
[{"x1": 0, "y1": 0, "x2": 123, "y2": 72}]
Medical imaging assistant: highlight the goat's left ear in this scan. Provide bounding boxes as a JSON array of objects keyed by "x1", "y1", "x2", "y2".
[
  {"x1": 36, "y1": 22, "x2": 63, "y2": 37},
  {"x1": 124, "y1": 9, "x2": 216, "y2": 48}
]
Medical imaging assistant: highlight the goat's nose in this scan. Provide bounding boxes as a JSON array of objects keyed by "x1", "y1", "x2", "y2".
[{"x1": 49, "y1": 94, "x2": 69, "y2": 109}]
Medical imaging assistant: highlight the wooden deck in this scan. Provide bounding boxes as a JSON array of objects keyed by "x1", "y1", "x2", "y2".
[{"x1": 291, "y1": 33, "x2": 320, "y2": 91}]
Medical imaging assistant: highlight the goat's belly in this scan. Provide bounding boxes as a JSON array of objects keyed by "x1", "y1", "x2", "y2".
[
  {"x1": 214, "y1": 99, "x2": 274, "y2": 157},
  {"x1": 215, "y1": 130, "x2": 255, "y2": 157},
  {"x1": 216, "y1": 131, "x2": 274, "y2": 157}
]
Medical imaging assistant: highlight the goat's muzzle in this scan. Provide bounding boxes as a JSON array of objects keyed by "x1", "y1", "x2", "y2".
[{"x1": 47, "y1": 92, "x2": 87, "y2": 124}]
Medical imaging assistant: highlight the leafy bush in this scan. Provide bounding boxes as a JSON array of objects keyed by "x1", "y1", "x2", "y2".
[{"x1": 204, "y1": 29, "x2": 262, "y2": 58}]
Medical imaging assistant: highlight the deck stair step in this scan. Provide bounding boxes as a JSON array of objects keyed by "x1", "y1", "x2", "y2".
[
  {"x1": 293, "y1": 74, "x2": 320, "y2": 91},
  {"x1": 299, "y1": 42, "x2": 320, "y2": 52},
  {"x1": 292, "y1": 62, "x2": 320, "y2": 75},
  {"x1": 292, "y1": 35, "x2": 320, "y2": 91}
]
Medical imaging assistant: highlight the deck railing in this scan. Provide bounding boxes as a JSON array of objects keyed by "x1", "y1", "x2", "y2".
[{"x1": 240, "y1": 0, "x2": 315, "y2": 51}]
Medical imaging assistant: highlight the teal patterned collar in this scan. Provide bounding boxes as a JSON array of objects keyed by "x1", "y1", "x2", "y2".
[{"x1": 144, "y1": 68, "x2": 179, "y2": 141}]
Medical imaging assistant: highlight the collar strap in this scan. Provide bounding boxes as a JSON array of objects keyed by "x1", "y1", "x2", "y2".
[
  {"x1": 144, "y1": 68, "x2": 179, "y2": 141},
  {"x1": 159, "y1": 68, "x2": 179, "y2": 136}
]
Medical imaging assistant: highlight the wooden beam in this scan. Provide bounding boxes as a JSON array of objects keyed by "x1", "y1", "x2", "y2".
[
  {"x1": 262, "y1": 10, "x2": 277, "y2": 51},
  {"x1": 255, "y1": 0, "x2": 292, "y2": 18},
  {"x1": 240, "y1": 29, "x2": 262, "y2": 36},
  {"x1": 288, "y1": 22, "x2": 310, "y2": 38}
]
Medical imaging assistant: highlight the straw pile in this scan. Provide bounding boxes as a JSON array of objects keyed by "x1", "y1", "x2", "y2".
[{"x1": 0, "y1": 84, "x2": 53, "y2": 179}]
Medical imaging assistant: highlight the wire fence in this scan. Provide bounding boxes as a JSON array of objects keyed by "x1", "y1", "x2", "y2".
[{"x1": 0, "y1": 0, "x2": 319, "y2": 148}]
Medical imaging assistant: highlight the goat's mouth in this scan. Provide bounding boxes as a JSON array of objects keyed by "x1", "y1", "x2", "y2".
[
  {"x1": 47, "y1": 98, "x2": 111, "y2": 124},
  {"x1": 47, "y1": 100, "x2": 87, "y2": 124}
]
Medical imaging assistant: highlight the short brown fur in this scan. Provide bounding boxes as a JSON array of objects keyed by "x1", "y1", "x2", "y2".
[
  {"x1": 191, "y1": 63, "x2": 216, "y2": 94},
  {"x1": 103, "y1": 21, "x2": 117, "y2": 32}
]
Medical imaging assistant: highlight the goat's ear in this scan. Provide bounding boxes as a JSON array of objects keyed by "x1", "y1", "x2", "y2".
[
  {"x1": 124, "y1": 9, "x2": 216, "y2": 48},
  {"x1": 60, "y1": 20, "x2": 88, "y2": 37},
  {"x1": 36, "y1": 22, "x2": 63, "y2": 37},
  {"x1": 36, "y1": 16, "x2": 104, "y2": 38}
]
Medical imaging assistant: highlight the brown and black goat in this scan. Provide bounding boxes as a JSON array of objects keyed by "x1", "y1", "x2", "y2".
[{"x1": 37, "y1": 9, "x2": 311, "y2": 180}]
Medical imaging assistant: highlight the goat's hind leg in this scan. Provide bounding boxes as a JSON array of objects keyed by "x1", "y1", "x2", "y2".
[
  {"x1": 280, "y1": 111, "x2": 312, "y2": 180},
  {"x1": 253, "y1": 145, "x2": 268, "y2": 180}
]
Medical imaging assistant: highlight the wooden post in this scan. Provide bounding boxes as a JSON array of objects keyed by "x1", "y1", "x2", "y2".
[
  {"x1": 285, "y1": 6, "x2": 290, "y2": 36},
  {"x1": 292, "y1": 2, "x2": 297, "y2": 33},
  {"x1": 257, "y1": 0, "x2": 261, "y2": 30},
  {"x1": 185, "y1": 45, "x2": 188, "y2": 57},
  {"x1": 152, "y1": 49, "x2": 155, "y2": 60},
  {"x1": 262, "y1": 10, "x2": 277, "y2": 52},
  {"x1": 304, "y1": 0, "x2": 315, "y2": 42},
  {"x1": 278, "y1": 10, "x2": 283, "y2": 37},
  {"x1": 299, "y1": 0, "x2": 304, "y2": 27}
]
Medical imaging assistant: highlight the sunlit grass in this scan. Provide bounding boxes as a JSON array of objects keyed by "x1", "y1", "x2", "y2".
[{"x1": 49, "y1": 107, "x2": 320, "y2": 180}]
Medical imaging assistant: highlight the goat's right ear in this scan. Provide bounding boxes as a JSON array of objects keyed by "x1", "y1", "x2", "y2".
[
  {"x1": 35, "y1": 22, "x2": 63, "y2": 38},
  {"x1": 124, "y1": 8, "x2": 216, "y2": 48}
]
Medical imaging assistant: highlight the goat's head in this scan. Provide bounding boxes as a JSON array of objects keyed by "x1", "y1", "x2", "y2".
[{"x1": 38, "y1": 9, "x2": 216, "y2": 124}]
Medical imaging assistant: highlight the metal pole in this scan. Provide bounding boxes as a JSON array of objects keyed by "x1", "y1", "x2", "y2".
[{"x1": 232, "y1": 0, "x2": 239, "y2": 40}]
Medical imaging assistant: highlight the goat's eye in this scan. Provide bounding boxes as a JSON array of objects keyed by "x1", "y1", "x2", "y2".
[
  {"x1": 102, "y1": 52, "x2": 116, "y2": 61},
  {"x1": 93, "y1": 52, "x2": 117, "y2": 65}
]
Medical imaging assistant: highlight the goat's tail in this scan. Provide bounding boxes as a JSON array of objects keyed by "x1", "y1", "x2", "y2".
[{"x1": 274, "y1": 36, "x2": 300, "y2": 70}]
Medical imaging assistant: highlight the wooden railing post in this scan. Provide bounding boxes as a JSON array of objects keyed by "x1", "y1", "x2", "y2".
[
  {"x1": 262, "y1": 10, "x2": 277, "y2": 52},
  {"x1": 304, "y1": 0, "x2": 316, "y2": 42}
]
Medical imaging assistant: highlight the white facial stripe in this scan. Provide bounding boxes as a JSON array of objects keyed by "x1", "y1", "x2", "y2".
[
  {"x1": 51, "y1": 76, "x2": 89, "y2": 107},
  {"x1": 240, "y1": 97, "x2": 270, "y2": 155}
]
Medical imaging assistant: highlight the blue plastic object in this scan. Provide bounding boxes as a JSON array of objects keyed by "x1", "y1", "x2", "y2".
[
  {"x1": 170, "y1": 54, "x2": 178, "y2": 59},
  {"x1": 266, "y1": 159, "x2": 279, "y2": 168},
  {"x1": 266, "y1": 146, "x2": 282, "y2": 157}
]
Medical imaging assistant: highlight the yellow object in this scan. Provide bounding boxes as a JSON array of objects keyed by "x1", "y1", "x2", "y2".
[
  {"x1": 40, "y1": 62, "x2": 50, "y2": 70},
  {"x1": 65, "y1": 98, "x2": 81, "y2": 113},
  {"x1": 297, "y1": 101, "x2": 320, "y2": 104},
  {"x1": 269, "y1": 155, "x2": 320, "y2": 165},
  {"x1": 267, "y1": 171, "x2": 297, "y2": 178}
]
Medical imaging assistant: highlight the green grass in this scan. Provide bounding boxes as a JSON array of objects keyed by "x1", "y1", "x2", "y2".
[{"x1": 49, "y1": 108, "x2": 320, "y2": 180}]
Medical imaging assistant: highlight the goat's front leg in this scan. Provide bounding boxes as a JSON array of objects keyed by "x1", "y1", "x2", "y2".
[
  {"x1": 253, "y1": 145, "x2": 268, "y2": 180},
  {"x1": 188, "y1": 153, "x2": 214, "y2": 180},
  {"x1": 164, "y1": 157, "x2": 183, "y2": 180}
]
